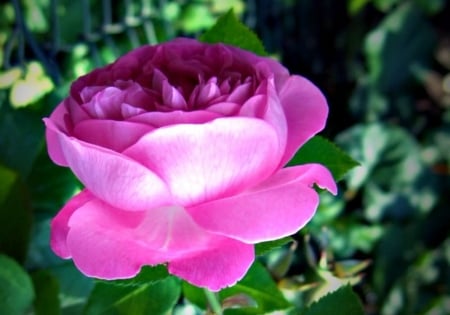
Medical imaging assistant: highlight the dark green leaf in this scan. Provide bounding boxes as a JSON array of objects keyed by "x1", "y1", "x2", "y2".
[
  {"x1": 0, "y1": 254, "x2": 35, "y2": 315},
  {"x1": 31, "y1": 270, "x2": 60, "y2": 315},
  {"x1": 27, "y1": 146, "x2": 80, "y2": 215},
  {"x1": 255, "y1": 236, "x2": 293, "y2": 256},
  {"x1": 99, "y1": 265, "x2": 169, "y2": 287},
  {"x1": 220, "y1": 261, "x2": 291, "y2": 314},
  {"x1": 0, "y1": 164, "x2": 32, "y2": 263},
  {"x1": 200, "y1": 10, "x2": 267, "y2": 56},
  {"x1": 49, "y1": 262, "x2": 94, "y2": 315},
  {"x1": 303, "y1": 285, "x2": 364, "y2": 315},
  {"x1": 84, "y1": 277, "x2": 180, "y2": 315},
  {"x1": 288, "y1": 136, "x2": 360, "y2": 181},
  {"x1": 0, "y1": 106, "x2": 44, "y2": 177},
  {"x1": 183, "y1": 261, "x2": 290, "y2": 314},
  {"x1": 364, "y1": 3, "x2": 437, "y2": 93}
]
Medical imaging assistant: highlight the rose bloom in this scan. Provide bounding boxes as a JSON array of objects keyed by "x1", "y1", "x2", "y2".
[{"x1": 44, "y1": 38, "x2": 337, "y2": 291}]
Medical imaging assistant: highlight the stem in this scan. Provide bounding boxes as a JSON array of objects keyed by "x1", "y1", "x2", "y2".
[{"x1": 204, "y1": 289, "x2": 223, "y2": 315}]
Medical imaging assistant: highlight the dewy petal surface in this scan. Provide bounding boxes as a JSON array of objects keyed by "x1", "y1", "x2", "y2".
[
  {"x1": 188, "y1": 164, "x2": 337, "y2": 243},
  {"x1": 278, "y1": 75, "x2": 329, "y2": 166},
  {"x1": 124, "y1": 117, "x2": 281, "y2": 206},
  {"x1": 45, "y1": 119, "x2": 172, "y2": 211},
  {"x1": 169, "y1": 238, "x2": 254, "y2": 291}
]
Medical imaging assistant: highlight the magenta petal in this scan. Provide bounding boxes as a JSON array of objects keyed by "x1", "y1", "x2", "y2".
[
  {"x1": 129, "y1": 110, "x2": 220, "y2": 127},
  {"x1": 124, "y1": 117, "x2": 281, "y2": 206},
  {"x1": 169, "y1": 238, "x2": 254, "y2": 291},
  {"x1": 278, "y1": 75, "x2": 329, "y2": 166},
  {"x1": 188, "y1": 164, "x2": 337, "y2": 243},
  {"x1": 45, "y1": 119, "x2": 172, "y2": 211},
  {"x1": 50, "y1": 190, "x2": 94, "y2": 258},
  {"x1": 65, "y1": 200, "x2": 167, "y2": 279},
  {"x1": 73, "y1": 119, "x2": 154, "y2": 152},
  {"x1": 63, "y1": 199, "x2": 222, "y2": 280}
]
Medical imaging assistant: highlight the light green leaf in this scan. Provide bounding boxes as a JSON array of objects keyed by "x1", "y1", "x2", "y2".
[
  {"x1": 288, "y1": 136, "x2": 360, "y2": 181},
  {"x1": 303, "y1": 285, "x2": 364, "y2": 315},
  {"x1": 31, "y1": 270, "x2": 60, "y2": 315},
  {"x1": 0, "y1": 254, "x2": 35, "y2": 315},
  {"x1": 84, "y1": 277, "x2": 180, "y2": 315},
  {"x1": 200, "y1": 10, "x2": 267, "y2": 56}
]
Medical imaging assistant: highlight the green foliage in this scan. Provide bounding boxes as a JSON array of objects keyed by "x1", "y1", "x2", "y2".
[
  {"x1": 0, "y1": 254, "x2": 35, "y2": 315},
  {"x1": 0, "y1": 164, "x2": 32, "y2": 263},
  {"x1": 288, "y1": 136, "x2": 360, "y2": 181},
  {"x1": 31, "y1": 270, "x2": 60, "y2": 315},
  {"x1": 84, "y1": 277, "x2": 180, "y2": 315},
  {"x1": 364, "y1": 3, "x2": 436, "y2": 94},
  {"x1": 200, "y1": 10, "x2": 267, "y2": 56},
  {"x1": 183, "y1": 261, "x2": 291, "y2": 314},
  {"x1": 302, "y1": 285, "x2": 364, "y2": 315},
  {"x1": 255, "y1": 236, "x2": 293, "y2": 256},
  {"x1": 98, "y1": 265, "x2": 169, "y2": 287}
]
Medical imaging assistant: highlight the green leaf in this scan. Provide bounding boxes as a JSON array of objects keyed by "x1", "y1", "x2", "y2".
[
  {"x1": 364, "y1": 3, "x2": 437, "y2": 93},
  {"x1": 303, "y1": 285, "x2": 364, "y2": 315},
  {"x1": 84, "y1": 277, "x2": 180, "y2": 315},
  {"x1": 220, "y1": 261, "x2": 291, "y2": 314},
  {"x1": 31, "y1": 270, "x2": 60, "y2": 315},
  {"x1": 27, "y1": 146, "x2": 80, "y2": 215},
  {"x1": 0, "y1": 254, "x2": 35, "y2": 315},
  {"x1": 0, "y1": 105, "x2": 45, "y2": 177},
  {"x1": 183, "y1": 261, "x2": 290, "y2": 314},
  {"x1": 0, "y1": 164, "x2": 32, "y2": 263},
  {"x1": 255, "y1": 236, "x2": 293, "y2": 256},
  {"x1": 199, "y1": 10, "x2": 267, "y2": 56},
  {"x1": 49, "y1": 262, "x2": 94, "y2": 314},
  {"x1": 99, "y1": 265, "x2": 169, "y2": 287},
  {"x1": 288, "y1": 136, "x2": 360, "y2": 181}
]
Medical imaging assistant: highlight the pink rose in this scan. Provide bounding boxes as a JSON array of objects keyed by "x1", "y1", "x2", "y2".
[{"x1": 44, "y1": 38, "x2": 337, "y2": 291}]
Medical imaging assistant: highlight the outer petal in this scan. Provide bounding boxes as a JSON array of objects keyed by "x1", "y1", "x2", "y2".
[
  {"x1": 44, "y1": 119, "x2": 172, "y2": 211},
  {"x1": 45, "y1": 102, "x2": 72, "y2": 165},
  {"x1": 124, "y1": 117, "x2": 281, "y2": 206},
  {"x1": 50, "y1": 189, "x2": 94, "y2": 258},
  {"x1": 188, "y1": 164, "x2": 337, "y2": 243},
  {"x1": 73, "y1": 119, "x2": 154, "y2": 152},
  {"x1": 169, "y1": 238, "x2": 254, "y2": 291},
  {"x1": 63, "y1": 199, "x2": 218, "y2": 279},
  {"x1": 279, "y1": 76, "x2": 329, "y2": 166}
]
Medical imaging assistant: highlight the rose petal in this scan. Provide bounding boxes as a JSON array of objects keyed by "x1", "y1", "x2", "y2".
[
  {"x1": 188, "y1": 164, "x2": 337, "y2": 243},
  {"x1": 50, "y1": 189, "x2": 94, "y2": 258},
  {"x1": 45, "y1": 104, "x2": 71, "y2": 165},
  {"x1": 278, "y1": 75, "x2": 329, "y2": 166},
  {"x1": 73, "y1": 119, "x2": 154, "y2": 152},
  {"x1": 162, "y1": 80, "x2": 187, "y2": 110},
  {"x1": 44, "y1": 119, "x2": 172, "y2": 211},
  {"x1": 129, "y1": 110, "x2": 221, "y2": 127},
  {"x1": 124, "y1": 117, "x2": 281, "y2": 206},
  {"x1": 62, "y1": 198, "x2": 225, "y2": 280},
  {"x1": 169, "y1": 238, "x2": 254, "y2": 291}
]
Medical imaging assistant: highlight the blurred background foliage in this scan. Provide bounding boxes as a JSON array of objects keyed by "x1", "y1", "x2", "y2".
[{"x1": 0, "y1": 0, "x2": 449, "y2": 314}]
